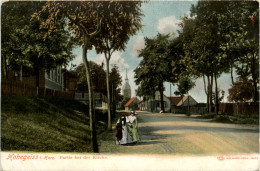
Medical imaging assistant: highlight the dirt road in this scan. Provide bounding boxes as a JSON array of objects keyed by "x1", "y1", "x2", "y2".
[{"x1": 99, "y1": 111, "x2": 259, "y2": 155}]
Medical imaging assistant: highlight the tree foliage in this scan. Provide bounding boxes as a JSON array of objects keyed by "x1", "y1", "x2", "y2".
[
  {"x1": 35, "y1": 1, "x2": 105, "y2": 153},
  {"x1": 135, "y1": 33, "x2": 173, "y2": 112},
  {"x1": 76, "y1": 62, "x2": 106, "y2": 93},
  {"x1": 1, "y1": 2, "x2": 74, "y2": 85},
  {"x1": 228, "y1": 80, "x2": 255, "y2": 102},
  {"x1": 174, "y1": 77, "x2": 195, "y2": 97},
  {"x1": 91, "y1": 1, "x2": 143, "y2": 130}
]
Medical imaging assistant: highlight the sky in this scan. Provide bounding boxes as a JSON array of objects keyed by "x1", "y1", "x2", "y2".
[{"x1": 71, "y1": 1, "x2": 234, "y2": 103}]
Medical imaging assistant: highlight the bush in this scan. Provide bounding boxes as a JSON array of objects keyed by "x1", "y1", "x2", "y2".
[
  {"x1": 214, "y1": 115, "x2": 232, "y2": 123},
  {"x1": 196, "y1": 113, "x2": 216, "y2": 119},
  {"x1": 213, "y1": 114, "x2": 259, "y2": 125}
]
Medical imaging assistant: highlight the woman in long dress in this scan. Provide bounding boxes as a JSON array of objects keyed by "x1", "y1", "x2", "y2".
[
  {"x1": 115, "y1": 113, "x2": 129, "y2": 145},
  {"x1": 127, "y1": 111, "x2": 140, "y2": 144}
]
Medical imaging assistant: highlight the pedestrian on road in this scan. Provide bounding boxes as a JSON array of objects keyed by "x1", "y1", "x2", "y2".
[
  {"x1": 115, "y1": 112, "x2": 129, "y2": 145},
  {"x1": 127, "y1": 111, "x2": 140, "y2": 144}
]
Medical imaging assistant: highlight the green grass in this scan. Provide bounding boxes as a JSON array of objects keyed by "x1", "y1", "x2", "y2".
[
  {"x1": 197, "y1": 112, "x2": 259, "y2": 125},
  {"x1": 1, "y1": 95, "x2": 106, "y2": 152},
  {"x1": 215, "y1": 114, "x2": 259, "y2": 125},
  {"x1": 196, "y1": 113, "x2": 216, "y2": 119}
]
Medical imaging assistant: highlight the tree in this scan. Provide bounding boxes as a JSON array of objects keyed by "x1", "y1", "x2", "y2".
[
  {"x1": 76, "y1": 62, "x2": 106, "y2": 94},
  {"x1": 36, "y1": 1, "x2": 104, "y2": 152},
  {"x1": 135, "y1": 34, "x2": 173, "y2": 113},
  {"x1": 109, "y1": 65, "x2": 123, "y2": 116},
  {"x1": 228, "y1": 80, "x2": 254, "y2": 102},
  {"x1": 183, "y1": 1, "x2": 248, "y2": 114},
  {"x1": 174, "y1": 77, "x2": 195, "y2": 116},
  {"x1": 1, "y1": 2, "x2": 74, "y2": 86},
  {"x1": 231, "y1": 2, "x2": 259, "y2": 102},
  {"x1": 92, "y1": 2, "x2": 143, "y2": 130},
  {"x1": 177, "y1": 16, "x2": 213, "y2": 113}
]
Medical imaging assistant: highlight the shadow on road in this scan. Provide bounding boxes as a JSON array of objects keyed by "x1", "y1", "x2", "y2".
[
  {"x1": 126, "y1": 141, "x2": 166, "y2": 146},
  {"x1": 141, "y1": 125, "x2": 258, "y2": 134}
]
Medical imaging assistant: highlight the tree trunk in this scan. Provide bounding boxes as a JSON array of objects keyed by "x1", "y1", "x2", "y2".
[
  {"x1": 105, "y1": 57, "x2": 112, "y2": 130},
  {"x1": 20, "y1": 65, "x2": 23, "y2": 81},
  {"x1": 82, "y1": 36, "x2": 98, "y2": 153},
  {"x1": 203, "y1": 74, "x2": 209, "y2": 112},
  {"x1": 214, "y1": 71, "x2": 219, "y2": 115},
  {"x1": 231, "y1": 64, "x2": 234, "y2": 85},
  {"x1": 159, "y1": 84, "x2": 165, "y2": 113},
  {"x1": 170, "y1": 83, "x2": 172, "y2": 113},
  {"x1": 251, "y1": 53, "x2": 258, "y2": 102},
  {"x1": 187, "y1": 92, "x2": 190, "y2": 116},
  {"x1": 2, "y1": 55, "x2": 7, "y2": 79},
  {"x1": 35, "y1": 67, "x2": 40, "y2": 95},
  {"x1": 209, "y1": 73, "x2": 214, "y2": 112}
]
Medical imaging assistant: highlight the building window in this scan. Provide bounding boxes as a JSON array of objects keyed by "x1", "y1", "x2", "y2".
[
  {"x1": 158, "y1": 95, "x2": 161, "y2": 100},
  {"x1": 95, "y1": 100, "x2": 102, "y2": 107}
]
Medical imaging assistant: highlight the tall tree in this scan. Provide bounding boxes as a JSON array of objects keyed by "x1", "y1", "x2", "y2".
[
  {"x1": 1, "y1": 2, "x2": 73, "y2": 85},
  {"x1": 185, "y1": 1, "x2": 244, "y2": 114},
  {"x1": 36, "y1": 1, "x2": 103, "y2": 152},
  {"x1": 109, "y1": 65, "x2": 123, "y2": 116},
  {"x1": 135, "y1": 34, "x2": 173, "y2": 113},
  {"x1": 93, "y1": 2, "x2": 143, "y2": 130}
]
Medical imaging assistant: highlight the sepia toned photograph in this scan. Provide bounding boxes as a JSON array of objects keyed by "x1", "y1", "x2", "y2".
[{"x1": 1, "y1": 0, "x2": 259, "y2": 170}]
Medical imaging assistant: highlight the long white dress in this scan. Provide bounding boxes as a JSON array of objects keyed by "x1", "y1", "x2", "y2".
[{"x1": 116, "y1": 116, "x2": 132, "y2": 144}]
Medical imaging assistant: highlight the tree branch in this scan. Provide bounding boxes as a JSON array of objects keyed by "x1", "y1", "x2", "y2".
[{"x1": 89, "y1": 16, "x2": 102, "y2": 36}]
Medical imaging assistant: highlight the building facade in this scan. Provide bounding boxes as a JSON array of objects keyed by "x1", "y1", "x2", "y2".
[{"x1": 45, "y1": 66, "x2": 64, "y2": 91}]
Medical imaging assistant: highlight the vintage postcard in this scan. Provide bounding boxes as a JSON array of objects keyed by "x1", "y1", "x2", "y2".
[{"x1": 1, "y1": 0, "x2": 259, "y2": 170}]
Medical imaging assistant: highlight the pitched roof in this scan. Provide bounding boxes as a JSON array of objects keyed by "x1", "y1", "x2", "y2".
[
  {"x1": 124, "y1": 97, "x2": 136, "y2": 107},
  {"x1": 176, "y1": 96, "x2": 198, "y2": 106},
  {"x1": 168, "y1": 96, "x2": 183, "y2": 105}
]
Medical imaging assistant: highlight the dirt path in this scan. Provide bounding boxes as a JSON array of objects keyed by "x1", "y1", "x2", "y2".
[{"x1": 99, "y1": 111, "x2": 258, "y2": 155}]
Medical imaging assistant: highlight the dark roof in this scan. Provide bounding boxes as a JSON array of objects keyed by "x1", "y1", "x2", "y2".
[
  {"x1": 168, "y1": 96, "x2": 183, "y2": 105},
  {"x1": 124, "y1": 97, "x2": 136, "y2": 107}
]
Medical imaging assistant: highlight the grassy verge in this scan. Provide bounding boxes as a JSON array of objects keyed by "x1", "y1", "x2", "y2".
[
  {"x1": 196, "y1": 113, "x2": 259, "y2": 125},
  {"x1": 214, "y1": 114, "x2": 259, "y2": 125},
  {"x1": 1, "y1": 95, "x2": 106, "y2": 152}
]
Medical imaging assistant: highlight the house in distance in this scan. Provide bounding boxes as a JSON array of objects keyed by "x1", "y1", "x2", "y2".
[{"x1": 124, "y1": 97, "x2": 139, "y2": 111}]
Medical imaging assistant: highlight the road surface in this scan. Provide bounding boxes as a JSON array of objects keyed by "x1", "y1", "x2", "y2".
[{"x1": 99, "y1": 111, "x2": 259, "y2": 155}]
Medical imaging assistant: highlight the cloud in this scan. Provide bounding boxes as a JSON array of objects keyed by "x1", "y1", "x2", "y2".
[
  {"x1": 73, "y1": 56, "x2": 82, "y2": 66},
  {"x1": 157, "y1": 16, "x2": 181, "y2": 37},
  {"x1": 132, "y1": 36, "x2": 145, "y2": 57}
]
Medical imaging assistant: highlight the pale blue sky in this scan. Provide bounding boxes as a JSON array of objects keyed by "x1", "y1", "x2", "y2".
[{"x1": 72, "y1": 1, "x2": 234, "y2": 103}]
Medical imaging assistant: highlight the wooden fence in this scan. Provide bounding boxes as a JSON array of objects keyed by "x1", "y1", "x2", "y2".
[
  {"x1": 2, "y1": 79, "x2": 74, "y2": 99},
  {"x1": 219, "y1": 102, "x2": 259, "y2": 115}
]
